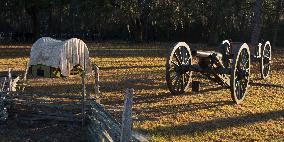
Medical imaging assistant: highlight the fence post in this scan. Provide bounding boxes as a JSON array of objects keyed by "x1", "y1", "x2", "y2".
[
  {"x1": 120, "y1": 88, "x2": 134, "y2": 142},
  {"x1": 81, "y1": 70, "x2": 86, "y2": 127},
  {"x1": 93, "y1": 65, "x2": 101, "y2": 103},
  {"x1": 23, "y1": 62, "x2": 29, "y2": 81}
]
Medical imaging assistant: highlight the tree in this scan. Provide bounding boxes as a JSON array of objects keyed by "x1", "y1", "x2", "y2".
[
  {"x1": 251, "y1": 0, "x2": 263, "y2": 44},
  {"x1": 271, "y1": 0, "x2": 284, "y2": 47},
  {"x1": 0, "y1": 0, "x2": 283, "y2": 43}
]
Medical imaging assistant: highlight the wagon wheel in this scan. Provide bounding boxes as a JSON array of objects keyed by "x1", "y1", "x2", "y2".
[
  {"x1": 166, "y1": 42, "x2": 192, "y2": 95},
  {"x1": 260, "y1": 41, "x2": 272, "y2": 79},
  {"x1": 230, "y1": 44, "x2": 250, "y2": 104}
]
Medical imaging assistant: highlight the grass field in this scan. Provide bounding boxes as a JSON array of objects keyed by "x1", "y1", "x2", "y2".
[{"x1": 0, "y1": 42, "x2": 283, "y2": 141}]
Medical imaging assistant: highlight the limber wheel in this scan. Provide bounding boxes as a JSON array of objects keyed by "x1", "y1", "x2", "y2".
[
  {"x1": 230, "y1": 43, "x2": 250, "y2": 104},
  {"x1": 166, "y1": 42, "x2": 192, "y2": 95},
  {"x1": 220, "y1": 40, "x2": 231, "y2": 68},
  {"x1": 260, "y1": 41, "x2": 272, "y2": 79}
]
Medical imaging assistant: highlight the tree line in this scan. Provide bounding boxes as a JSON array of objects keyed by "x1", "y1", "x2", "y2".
[{"x1": 0, "y1": 0, "x2": 283, "y2": 45}]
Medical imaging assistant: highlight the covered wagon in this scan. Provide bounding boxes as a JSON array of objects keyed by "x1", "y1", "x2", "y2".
[{"x1": 28, "y1": 37, "x2": 92, "y2": 77}]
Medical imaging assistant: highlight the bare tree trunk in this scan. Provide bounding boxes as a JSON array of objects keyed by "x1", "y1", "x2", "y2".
[
  {"x1": 251, "y1": 0, "x2": 263, "y2": 44},
  {"x1": 272, "y1": 0, "x2": 284, "y2": 47},
  {"x1": 26, "y1": 5, "x2": 40, "y2": 39},
  {"x1": 135, "y1": 18, "x2": 143, "y2": 42},
  {"x1": 272, "y1": 20, "x2": 280, "y2": 48}
]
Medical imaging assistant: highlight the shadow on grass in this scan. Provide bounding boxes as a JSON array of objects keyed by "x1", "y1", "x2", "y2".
[
  {"x1": 23, "y1": 78, "x2": 95, "y2": 98},
  {"x1": 0, "y1": 48, "x2": 30, "y2": 58},
  {"x1": 100, "y1": 77, "x2": 159, "y2": 93},
  {"x1": 134, "y1": 100, "x2": 233, "y2": 118},
  {"x1": 104, "y1": 85, "x2": 231, "y2": 123},
  {"x1": 106, "y1": 96, "x2": 233, "y2": 122},
  {"x1": 24, "y1": 83, "x2": 83, "y2": 94},
  {"x1": 249, "y1": 82, "x2": 284, "y2": 89},
  {"x1": 135, "y1": 86, "x2": 226, "y2": 105},
  {"x1": 139, "y1": 109, "x2": 284, "y2": 136},
  {"x1": 0, "y1": 71, "x2": 26, "y2": 77},
  {"x1": 100, "y1": 65, "x2": 164, "y2": 70},
  {"x1": 90, "y1": 49, "x2": 167, "y2": 58},
  {"x1": 102, "y1": 82, "x2": 226, "y2": 106},
  {"x1": 0, "y1": 120, "x2": 84, "y2": 142}
]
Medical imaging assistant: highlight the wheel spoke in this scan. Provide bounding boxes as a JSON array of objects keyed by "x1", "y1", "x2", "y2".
[
  {"x1": 178, "y1": 47, "x2": 185, "y2": 64},
  {"x1": 170, "y1": 73, "x2": 177, "y2": 82},
  {"x1": 181, "y1": 47, "x2": 187, "y2": 64},
  {"x1": 173, "y1": 77, "x2": 178, "y2": 91},
  {"x1": 171, "y1": 61, "x2": 179, "y2": 68},
  {"x1": 263, "y1": 63, "x2": 270, "y2": 68},
  {"x1": 184, "y1": 50, "x2": 188, "y2": 63},
  {"x1": 174, "y1": 52, "x2": 182, "y2": 65},
  {"x1": 183, "y1": 73, "x2": 188, "y2": 89},
  {"x1": 235, "y1": 80, "x2": 240, "y2": 99},
  {"x1": 180, "y1": 74, "x2": 184, "y2": 91},
  {"x1": 185, "y1": 57, "x2": 191, "y2": 65},
  {"x1": 179, "y1": 47, "x2": 182, "y2": 61},
  {"x1": 184, "y1": 72, "x2": 190, "y2": 82},
  {"x1": 263, "y1": 63, "x2": 270, "y2": 76},
  {"x1": 264, "y1": 46, "x2": 270, "y2": 58},
  {"x1": 238, "y1": 80, "x2": 244, "y2": 100},
  {"x1": 174, "y1": 75, "x2": 181, "y2": 91}
]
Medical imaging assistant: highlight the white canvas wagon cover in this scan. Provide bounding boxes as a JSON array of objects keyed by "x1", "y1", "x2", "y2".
[{"x1": 28, "y1": 37, "x2": 92, "y2": 76}]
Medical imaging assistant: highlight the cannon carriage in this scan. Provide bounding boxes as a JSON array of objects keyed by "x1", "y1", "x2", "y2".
[{"x1": 165, "y1": 40, "x2": 272, "y2": 104}]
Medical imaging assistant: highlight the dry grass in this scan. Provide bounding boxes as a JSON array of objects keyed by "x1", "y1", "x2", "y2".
[{"x1": 0, "y1": 43, "x2": 283, "y2": 141}]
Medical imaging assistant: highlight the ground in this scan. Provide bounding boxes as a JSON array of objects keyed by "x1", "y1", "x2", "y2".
[{"x1": 0, "y1": 42, "x2": 283, "y2": 142}]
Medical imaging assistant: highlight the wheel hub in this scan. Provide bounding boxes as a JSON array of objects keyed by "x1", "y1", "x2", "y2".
[{"x1": 174, "y1": 64, "x2": 190, "y2": 74}]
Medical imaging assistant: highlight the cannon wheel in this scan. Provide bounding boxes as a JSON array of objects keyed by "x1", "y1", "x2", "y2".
[
  {"x1": 166, "y1": 42, "x2": 192, "y2": 95},
  {"x1": 260, "y1": 41, "x2": 272, "y2": 79},
  {"x1": 230, "y1": 43, "x2": 250, "y2": 104}
]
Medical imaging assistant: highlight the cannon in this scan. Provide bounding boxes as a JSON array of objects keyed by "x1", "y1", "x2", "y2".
[{"x1": 165, "y1": 40, "x2": 272, "y2": 104}]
